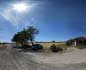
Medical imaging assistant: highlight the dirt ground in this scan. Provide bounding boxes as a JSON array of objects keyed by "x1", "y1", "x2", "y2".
[
  {"x1": 24, "y1": 47, "x2": 86, "y2": 67},
  {"x1": 0, "y1": 45, "x2": 86, "y2": 70}
]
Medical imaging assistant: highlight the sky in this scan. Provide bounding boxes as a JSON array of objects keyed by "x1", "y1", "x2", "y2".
[{"x1": 0, "y1": 0, "x2": 86, "y2": 42}]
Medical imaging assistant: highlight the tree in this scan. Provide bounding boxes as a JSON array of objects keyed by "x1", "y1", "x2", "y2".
[
  {"x1": 52, "y1": 41, "x2": 55, "y2": 43},
  {"x1": 12, "y1": 29, "x2": 29, "y2": 45},
  {"x1": 26, "y1": 26, "x2": 39, "y2": 46},
  {"x1": 17, "y1": 29, "x2": 29, "y2": 44},
  {"x1": 12, "y1": 33, "x2": 20, "y2": 46},
  {"x1": 12, "y1": 26, "x2": 39, "y2": 46}
]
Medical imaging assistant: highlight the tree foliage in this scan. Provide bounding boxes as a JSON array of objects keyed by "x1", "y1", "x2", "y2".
[
  {"x1": 12, "y1": 26, "x2": 39, "y2": 46},
  {"x1": 26, "y1": 26, "x2": 39, "y2": 46},
  {"x1": 12, "y1": 30, "x2": 28, "y2": 44}
]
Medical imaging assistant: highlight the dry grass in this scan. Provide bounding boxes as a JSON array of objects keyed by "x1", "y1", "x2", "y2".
[
  {"x1": 36, "y1": 42, "x2": 65, "y2": 48},
  {"x1": 0, "y1": 44, "x2": 7, "y2": 48},
  {"x1": 38, "y1": 42, "x2": 66, "y2": 53}
]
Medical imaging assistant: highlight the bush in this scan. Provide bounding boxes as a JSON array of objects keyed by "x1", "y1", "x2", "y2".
[
  {"x1": 78, "y1": 45, "x2": 86, "y2": 49},
  {"x1": 56, "y1": 46, "x2": 63, "y2": 52},
  {"x1": 50, "y1": 44, "x2": 64, "y2": 52},
  {"x1": 50, "y1": 44, "x2": 57, "y2": 52},
  {"x1": 57, "y1": 44, "x2": 67, "y2": 50},
  {"x1": 18, "y1": 44, "x2": 32, "y2": 49},
  {"x1": 32, "y1": 44, "x2": 43, "y2": 51},
  {"x1": 66, "y1": 41, "x2": 71, "y2": 46},
  {"x1": 36, "y1": 44, "x2": 43, "y2": 50}
]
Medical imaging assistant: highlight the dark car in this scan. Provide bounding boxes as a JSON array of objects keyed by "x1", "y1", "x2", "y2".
[
  {"x1": 18, "y1": 44, "x2": 32, "y2": 49},
  {"x1": 32, "y1": 44, "x2": 43, "y2": 51}
]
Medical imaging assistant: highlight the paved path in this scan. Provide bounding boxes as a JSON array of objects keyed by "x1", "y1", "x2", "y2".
[{"x1": 0, "y1": 46, "x2": 86, "y2": 70}]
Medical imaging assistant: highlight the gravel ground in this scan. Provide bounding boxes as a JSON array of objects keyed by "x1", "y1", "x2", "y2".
[
  {"x1": 0, "y1": 45, "x2": 86, "y2": 70},
  {"x1": 24, "y1": 48, "x2": 86, "y2": 67}
]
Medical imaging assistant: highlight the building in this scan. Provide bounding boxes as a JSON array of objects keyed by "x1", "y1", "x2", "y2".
[{"x1": 66, "y1": 37, "x2": 86, "y2": 46}]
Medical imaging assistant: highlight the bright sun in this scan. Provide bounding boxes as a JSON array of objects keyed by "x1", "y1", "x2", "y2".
[{"x1": 12, "y1": 3, "x2": 31, "y2": 13}]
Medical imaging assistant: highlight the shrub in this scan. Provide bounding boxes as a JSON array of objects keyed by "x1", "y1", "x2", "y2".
[
  {"x1": 57, "y1": 44, "x2": 67, "y2": 50},
  {"x1": 66, "y1": 41, "x2": 71, "y2": 46},
  {"x1": 50, "y1": 44, "x2": 64, "y2": 52},
  {"x1": 50, "y1": 44, "x2": 57, "y2": 52},
  {"x1": 78, "y1": 45, "x2": 86, "y2": 49},
  {"x1": 18, "y1": 44, "x2": 32, "y2": 49},
  {"x1": 38, "y1": 44, "x2": 43, "y2": 50},
  {"x1": 56, "y1": 46, "x2": 63, "y2": 52},
  {"x1": 32, "y1": 44, "x2": 43, "y2": 51}
]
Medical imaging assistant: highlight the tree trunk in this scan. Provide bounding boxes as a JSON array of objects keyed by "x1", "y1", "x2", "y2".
[
  {"x1": 31, "y1": 39, "x2": 34, "y2": 46},
  {"x1": 16, "y1": 42, "x2": 19, "y2": 47}
]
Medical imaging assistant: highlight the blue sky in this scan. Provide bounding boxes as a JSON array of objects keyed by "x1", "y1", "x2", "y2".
[{"x1": 0, "y1": 0, "x2": 86, "y2": 42}]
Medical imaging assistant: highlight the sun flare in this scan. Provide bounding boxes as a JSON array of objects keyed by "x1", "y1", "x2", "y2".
[{"x1": 12, "y1": 3, "x2": 31, "y2": 13}]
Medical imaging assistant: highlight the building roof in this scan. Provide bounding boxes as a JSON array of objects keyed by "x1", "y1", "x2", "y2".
[{"x1": 68, "y1": 37, "x2": 86, "y2": 41}]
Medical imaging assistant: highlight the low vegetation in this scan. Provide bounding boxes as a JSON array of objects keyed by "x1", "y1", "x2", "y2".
[
  {"x1": 57, "y1": 44, "x2": 68, "y2": 50},
  {"x1": 50, "y1": 44, "x2": 64, "y2": 52},
  {"x1": 50, "y1": 44, "x2": 57, "y2": 52},
  {"x1": 11, "y1": 26, "x2": 86, "y2": 53},
  {"x1": 18, "y1": 44, "x2": 31, "y2": 49},
  {"x1": 77, "y1": 45, "x2": 86, "y2": 49}
]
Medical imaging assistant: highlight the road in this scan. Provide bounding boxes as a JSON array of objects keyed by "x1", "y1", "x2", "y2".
[{"x1": 0, "y1": 45, "x2": 86, "y2": 70}]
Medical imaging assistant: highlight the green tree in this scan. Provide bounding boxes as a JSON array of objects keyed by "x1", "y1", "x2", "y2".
[
  {"x1": 12, "y1": 29, "x2": 28, "y2": 45},
  {"x1": 12, "y1": 26, "x2": 39, "y2": 46},
  {"x1": 18, "y1": 29, "x2": 29, "y2": 44},
  {"x1": 26, "y1": 26, "x2": 39, "y2": 46},
  {"x1": 12, "y1": 33, "x2": 20, "y2": 46}
]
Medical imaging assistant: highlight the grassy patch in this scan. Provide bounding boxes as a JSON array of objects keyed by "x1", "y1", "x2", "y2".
[
  {"x1": 77, "y1": 45, "x2": 86, "y2": 49},
  {"x1": 39, "y1": 44, "x2": 70, "y2": 53},
  {"x1": 56, "y1": 44, "x2": 69, "y2": 50}
]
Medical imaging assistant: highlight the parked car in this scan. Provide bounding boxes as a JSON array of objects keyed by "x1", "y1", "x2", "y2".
[
  {"x1": 32, "y1": 44, "x2": 43, "y2": 51},
  {"x1": 18, "y1": 44, "x2": 32, "y2": 49}
]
